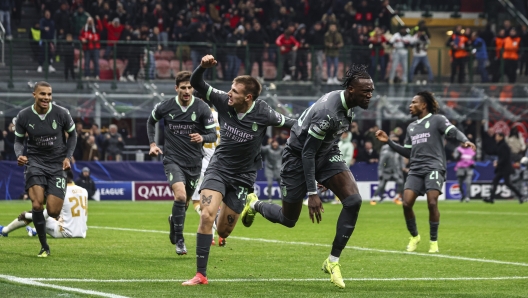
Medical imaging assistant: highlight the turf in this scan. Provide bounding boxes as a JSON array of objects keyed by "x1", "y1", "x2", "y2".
[{"x1": 0, "y1": 200, "x2": 527, "y2": 297}]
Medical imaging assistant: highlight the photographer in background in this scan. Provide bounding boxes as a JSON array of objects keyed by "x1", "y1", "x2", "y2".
[{"x1": 76, "y1": 167, "x2": 97, "y2": 201}]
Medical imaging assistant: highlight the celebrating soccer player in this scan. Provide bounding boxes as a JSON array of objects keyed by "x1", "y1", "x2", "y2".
[
  {"x1": 13, "y1": 81, "x2": 77, "y2": 257},
  {"x1": 241, "y1": 64, "x2": 374, "y2": 289},
  {"x1": 147, "y1": 71, "x2": 218, "y2": 256},
  {"x1": 0, "y1": 170, "x2": 88, "y2": 239},
  {"x1": 182, "y1": 55, "x2": 295, "y2": 286},
  {"x1": 375, "y1": 91, "x2": 475, "y2": 254}
]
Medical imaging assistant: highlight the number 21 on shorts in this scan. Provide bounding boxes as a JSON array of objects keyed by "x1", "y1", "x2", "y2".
[{"x1": 429, "y1": 171, "x2": 439, "y2": 180}]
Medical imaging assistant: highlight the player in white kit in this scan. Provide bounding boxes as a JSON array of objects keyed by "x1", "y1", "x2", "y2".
[
  {"x1": 0, "y1": 171, "x2": 88, "y2": 239},
  {"x1": 191, "y1": 105, "x2": 224, "y2": 246}
]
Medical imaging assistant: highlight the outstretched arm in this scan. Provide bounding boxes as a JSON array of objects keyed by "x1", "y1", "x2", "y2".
[{"x1": 376, "y1": 130, "x2": 411, "y2": 159}]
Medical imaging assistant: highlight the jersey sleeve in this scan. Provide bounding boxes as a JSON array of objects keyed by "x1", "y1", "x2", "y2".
[
  {"x1": 150, "y1": 100, "x2": 167, "y2": 122},
  {"x1": 14, "y1": 112, "x2": 26, "y2": 138},
  {"x1": 403, "y1": 127, "x2": 412, "y2": 148},
  {"x1": 62, "y1": 109, "x2": 75, "y2": 133},
  {"x1": 201, "y1": 105, "x2": 216, "y2": 130},
  {"x1": 205, "y1": 85, "x2": 229, "y2": 110},
  {"x1": 262, "y1": 101, "x2": 290, "y2": 128},
  {"x1": 435, "y1": 115, "x2": 455, "y2": 135},
  {"x1": 307, "y1": 109, "x2": 337, "y2": 141}
]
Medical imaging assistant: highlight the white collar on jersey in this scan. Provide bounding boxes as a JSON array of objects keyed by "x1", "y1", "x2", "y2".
[
  {"x1": 235, "y1": 100, "x2": 256, "y2": 120},
  {"x1": 31, "y1": 102, "x2": 53, "y2": 120},
  {"x1": 416, "y1": 113, "x2": 432, "y2": 124},
  {"x1": 175, "y1": 95, "x2": 195, "y2": 112}
]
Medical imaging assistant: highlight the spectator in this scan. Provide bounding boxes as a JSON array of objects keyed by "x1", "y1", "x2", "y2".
[
  {"x1": 135, "y1": 5, "x2": 154, "y2": 28},
  {"x1": 462, "y1": 119, "x2": 477, "y2": 142},
  {"x1": 350, "y1": 120, "x2": 363, "y2": 146},
  {"x1": 225, "y1": 25, "x2": 246, "y2": 80},
  {"x1": 350, "y1": 24, "x2": 370, "y2": 65},
  {"x1": 0, "y1": 0, "x2": 13, "y2": 39},
  {"x1": 355, "y1": 0, "x2": 374, "y2": 26},
  {"x1": 140, "y1": 22, "x2": 156, "y2": 80},
  {"x1": 103, "y1": 124, "x2": 125, "y2": 161},
  {"x1": 520, "y1": 25, "x2": 528, "y2": 76},
  {"x1": 294, "y1": 24, "x2": 309, "y2": 81},
  {"x1": 188, "y1": 22, "x2": 210, "y2": 74},
  {"x1": 276, "y1": 130, "x2": 289, "y2": 145},
  {"x1": 389, "y1": 26, "x2": 412, "y2": 84},
  {"x1": 91, "y1": 123, "x2": 105, "y2": 156},
  {"x1": 275, "y1": 23, "x2": 300, "y2": 81},
  {"x1": 481, "y1": 125, "x2": 497, "y2": 161},
  {"x1": 377, "y1": 0, "x2": 394, "y2": 30},
  {"x1": 73, "y1": 122, "x2": 85, "y2": 162},
  {"x1": 503, "y1": 19, "x2": 513, "y2": 35},
  {"x1": 29, "y1": 21, "x2": 41, "y2": 62},
  {"x1": 471, "y1": 31, "x2": 489, "y2": 83},
  {"x1": 2, "y1": 122, "x2": 15, "y2": 161},
  {"x1": 120, "y1": 27, "x2": 142, "y2": 82},
  {"x1": 101, "y1": 16, "x2": 124, "y2": 60},
  {"x1": 247, "y1": 22, "x2": 269, "y2": 82},
  {"x1": 83, "y1": 135, "x2": 100, "y2": 161},
  {"x1": 447, "y1": 25, "x2": 470, "y2": 84},
  {"x1": 261, "y1": 140, "x2": 283, "y2": 202},
  {"x1": 324, "y1": 23, "x2": 343, "y2": 84},
  {"x1": 152, "y1": 4, "x2": 169, "y2": 49},
  {"x1": 491, "y1": 29, "x2": 506, "y2": 83},
  {"x1": 38, "y1": 10, "x2": 57, "y2": 73},
  {"x1": 503, "y1": 27, "x2": 520, "y2": 83},
  {"x1": 484, "y1": 133, "x2": 526, "y2": 203},
  {"x1": 61, "y1": 33, "x2": 76, "y2": 81},
  {"x1": 113, "y1": 2, "x2": 128, "y2": 25},
  {"x1": 364, "y1": 125, "x2": 383, "y2": 153},
  {"x1": 79, "y1": 16, "x2": 102, "y2": 80},
  {"x1": 410, "y1": 29, "x2": 433, "y2": 84},
  {"x1": 54, "y1": 1, "x2": 72, "y2": 37},
  {"x1": 506, "y1": 127, "x2": 526, "y2": 162},
  {"x1": 356, "y1": 141, "x2": 379, "y2": 163},
  {"x1": 266, "y1": 20, "x2": 282, "y2": 65},
  {"x1": 369, "y1": 27, "x2": 388, "y2": 81},
  {"x1": 208, "y1": 0, "x2": 222, "y2": 23},
  {"x1": 72, "y1": 6, "x2": 90, "y2": 38},
  {"x1": 76, "y1": 167, "x2": 97, "y2": 201},
  {"x1": 338, "y1": 131, "x2": 354, "y2": 167},
  {"x1": 308, "y1": 21, "x2": 325, "y2": 84}
]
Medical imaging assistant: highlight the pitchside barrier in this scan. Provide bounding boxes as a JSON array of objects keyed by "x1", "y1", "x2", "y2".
[{"x1": 0, "y1": 161, "x2": 522, "y2": 201}]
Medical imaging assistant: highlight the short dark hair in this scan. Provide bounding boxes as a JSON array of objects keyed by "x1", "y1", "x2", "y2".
[
  {"x1": 416, "y1": 91, "x2": 439, "y2": 114},
  {"x1": 66, "y1": 170, "x2": 74, "y2": 184},
  {"x1": 175, "y1": 71, "x2": 191, "y2": 87},
  {"x1": 233, "y1": 75, "x2": 262, "y2": 101},
  {"x1": 33, "y1": 81, "x2": 52, "y2": 92},
  {"x1": 341, "y1": 64, "x2": 371, "y2": 88}
]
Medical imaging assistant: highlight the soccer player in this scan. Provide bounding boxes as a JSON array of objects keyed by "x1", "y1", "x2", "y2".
[
  {"x1": 375, "y1": 91, "x2": 475, "y2": 254},
  {"x1": 182, "y1": 54, "x2": 295, "y2": 286},
  {"x1": 147, "y1": 71, "x2": 217, "y2": 255},
  {"x1": 240, "y1": 65, "x2": 374, "y2": 289},
  {"x1": 0, "y1": 170, "x2": 88, "y2": 238},
  {"x1": 13, "y1": 81, "x2": 77, "y2": 257},
  {"x1": 190, "y1": 99, "x2": 224, "y2": 246},
  {"x1": 371, "y1": 133, "x2": 404, "y2": 205}
]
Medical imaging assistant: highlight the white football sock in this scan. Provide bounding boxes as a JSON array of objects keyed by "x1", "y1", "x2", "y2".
[
  {"x1": 329, "y1": 255, "x2": 339, "y2": 263},
  {"x1": 3, "y1": 218, "x2": 28, "y2": 234}
]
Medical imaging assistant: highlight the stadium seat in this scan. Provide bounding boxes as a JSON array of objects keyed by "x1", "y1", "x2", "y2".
[
  {"x1": 170, "y1": 59, "x2": 183, "y2": 73},
  {"x1": 156, "y1": 60, "x2": 171, "y2": 79},
  {"x1": 160, "y1": 50, "x2": 175, "y2": 61},
  {"x1": 109, "y1": 59, "x2": 126, "y2": 77},
  {"x1": 99, "y1": 59, "x2": 109, "y2": 70},
  {"x1": 263, "y1": 61, "x2": 277, "y2": 80}
]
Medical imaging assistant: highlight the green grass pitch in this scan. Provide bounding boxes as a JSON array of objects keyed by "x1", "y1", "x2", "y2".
[{"x1": 1, "y1": 200, "x2": 527, "y2": 297}]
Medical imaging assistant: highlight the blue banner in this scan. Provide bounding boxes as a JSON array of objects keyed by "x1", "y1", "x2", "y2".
[
  {"x1": 94, "y1": 181, "x2": 133, "y2": 201},
  {"x1": 0, "y1": 161, "x2": 499, "y2": 200}
]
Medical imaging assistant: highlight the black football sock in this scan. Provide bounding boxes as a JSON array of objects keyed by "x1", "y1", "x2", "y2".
[
  {"x1": 172, "y1": 201, "x2": 186, "y2": 241},
  {"x1": 196, "y1": 233, "x2": 213, "y2": 277},
  {"x1": 32, "y1": 209, "x2": 49, "y2": 250},
  {"x1": 429, "y1": 221, "x2": 439, "y2": 241},
  {"x1": 406, "y1": 218, "x2": 419, "y2": 237},
  {"x1": 254, "y1": 201, "x2": 296, "y2": 228},
  {"x1": 331, "y1": 194, "x2": 362, "y2": 258}
]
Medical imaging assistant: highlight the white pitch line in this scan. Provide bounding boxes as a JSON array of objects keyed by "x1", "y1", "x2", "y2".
[
  {"x1": 450, "y1": 211, "x2": 528, "y2": 216},
  {"x1": 26, "y1": 276, "x2": 528, "y2": 283},
  {"x1": 0, "y1": 274, "x2": 129, "y2": 298},
  {"x1": 89, "y1": 226, "x2": 528, "y2": 267}
]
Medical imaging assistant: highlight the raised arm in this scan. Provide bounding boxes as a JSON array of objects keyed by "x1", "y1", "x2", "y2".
[{"x1": 375, "y1": 130, "x2": 411, "y2": 159}]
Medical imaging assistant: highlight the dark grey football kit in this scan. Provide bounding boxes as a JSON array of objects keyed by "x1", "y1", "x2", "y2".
[
  {"x1": 147, "y1": 95, "x2": 217, "y2": 194},
  {"x1": 388, "y1": 113, "x2": 469, "y2": 195},
  {"x1": 281, "y1": 90, "x2": 354, "y2": 203},
  {"x1": 190, "y1": 66, "x2": 295, "y2": 214},
  {"x1": 14, "y1": 103, "x2": 76, "y2": 199}
]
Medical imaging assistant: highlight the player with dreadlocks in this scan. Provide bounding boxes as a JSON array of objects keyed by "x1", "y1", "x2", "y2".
[
  {"x1": 375, "y1": 91, "x2": 475, "y2": 254},
  {"x1": 240, "y1": 64, "x2": 374, "y2": 288}
]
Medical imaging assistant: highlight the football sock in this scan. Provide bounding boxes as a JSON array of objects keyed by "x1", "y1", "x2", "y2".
[
  {"x1": 254, "y1": 201, "x2": 296, "y2": 228},
  {"x1": 429, "y1": 221, "x2": 439, "y2": 241},
  {"x1": 172, "y1": 201, "x2": 186, "y2": 241},
  {"x1": 196, "y1": 233, "x2": 212, "y2": 277},
  {"x1": 329, "y1": 255, "x2": 339, "y2": 263},
  {"x1": 331, "y1": 194, "x2": 362, "y2": 258},
  {"x1": 406, "y1": 218, "x2": 419, "y2": 237},
  {"x1": 32, "y1": 210, "x2": 49, "y2": 250},
  {"x1": 3, "y1": 218, "x2": 28, "y2": 234},
  {"x1": 25, "y1": 209, "x2": 48, "y2": 221}
]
